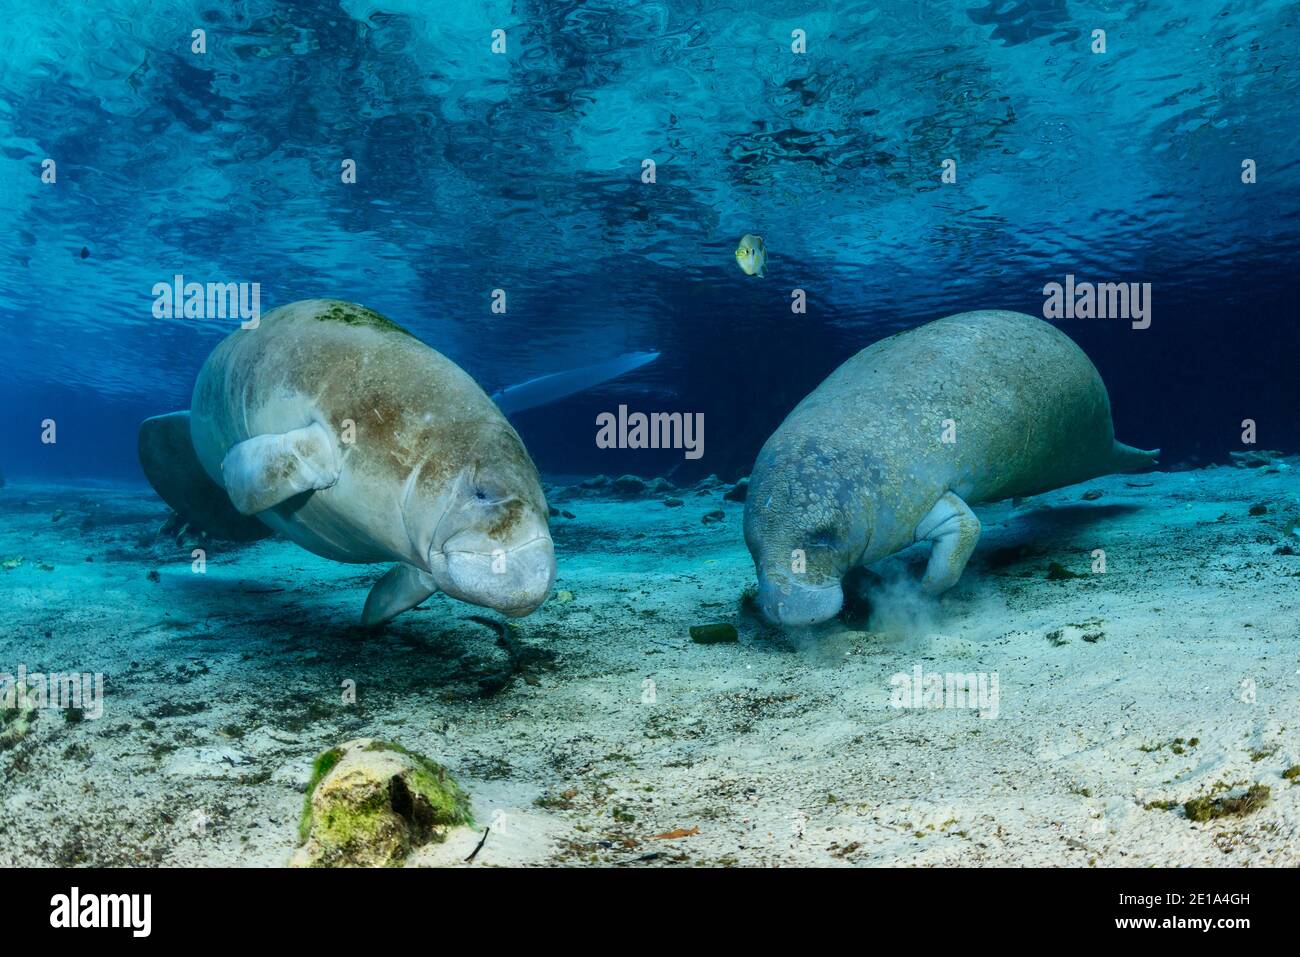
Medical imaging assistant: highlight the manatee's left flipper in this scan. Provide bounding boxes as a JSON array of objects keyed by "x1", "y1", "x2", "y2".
[
  {"x1": 1111, "y1": 441, "x2": 1160, "y2": 472},
  {"x1": 361, "y1": 564, "x2": 437, "y2": 628},
  {"x1": 221, "y1": 422, "x2": 341, "y2": 515},
  {"x1": 914, "y1": 491, "x2": 982, "y2": 594}
]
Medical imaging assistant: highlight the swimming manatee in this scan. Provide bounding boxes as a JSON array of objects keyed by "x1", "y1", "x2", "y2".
[
  {"x1": 743, "y1": 310, "x2": 1158, "y2": 626},
  {"x1": 138, "y1": 299, "x2": 555, "y2": 625}
]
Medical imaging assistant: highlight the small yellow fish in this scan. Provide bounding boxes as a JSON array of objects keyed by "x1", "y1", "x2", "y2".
[{"x1": 734, "y1": 234, "x2": 766, "y2": 277}]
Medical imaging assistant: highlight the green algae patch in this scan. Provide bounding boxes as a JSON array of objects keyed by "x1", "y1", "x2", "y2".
[
  {"x1": 1143, "y1": 799, "x2": 1179, "y2": 811},
  {"x1": 315, "y1": 301, "x2": 414, "y2": 338},
  {"x1": 1046, "y1": 562, "x2": 1084, "y2": 580},
  {"x1": 690, "y1": 623, "x2": 738, "y2": 644},
  {"x1": 299, "y1": 746, "x2": 344, "y2": 843},
  {"x1": 293, "y1": 738, "x2": 472, "y2": 867},
  {"x1": 1183, "y1": 784, "x2": 1271, "y2": 823},
  {"x1": 361, "y1": 739, "x2": 473, "y2": 829},
  {"x1": 1282, "y1": 765, "x2": 1300, "y2": 781},
  {"x1": 0, "y1": 700, "x2": 38, "y2": 751}
]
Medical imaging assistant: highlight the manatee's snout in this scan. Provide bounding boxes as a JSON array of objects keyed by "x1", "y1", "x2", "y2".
[
  {"x1": 436, "y1": 532, "x2": 556, "y2": 617},
  {"x1": 756, "y1": 571, "x2": 844, "y2": 627},
  {"x1": 744, "y1": 454, "x2": 863, "y2": 629}
]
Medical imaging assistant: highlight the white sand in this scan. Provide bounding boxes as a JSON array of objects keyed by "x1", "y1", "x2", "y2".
[{"x1": 0, "y1": 460, "x2": 1297, "y2": 867}]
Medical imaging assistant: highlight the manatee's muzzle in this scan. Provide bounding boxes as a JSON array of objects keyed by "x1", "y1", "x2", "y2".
[
  {"x1": 756, "y1": 572, "x2": 844, "y2": 627},
  {"x1": 434, "y1": 533, "x2": 556, "y2": 617}
]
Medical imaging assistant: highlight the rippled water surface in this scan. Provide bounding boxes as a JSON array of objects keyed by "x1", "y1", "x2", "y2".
[{"x1": 1, "y1": 0, "x2": 1298, "y2": 477}]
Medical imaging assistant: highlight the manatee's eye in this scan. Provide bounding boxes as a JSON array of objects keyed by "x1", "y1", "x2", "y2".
[{"x1": 474, "y1": 487, "x2": 489, "y2": 501}]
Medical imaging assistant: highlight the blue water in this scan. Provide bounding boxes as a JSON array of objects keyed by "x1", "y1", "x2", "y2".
[{"x1": 2, "y1": 0, "x2": 1298, "y2": 481}]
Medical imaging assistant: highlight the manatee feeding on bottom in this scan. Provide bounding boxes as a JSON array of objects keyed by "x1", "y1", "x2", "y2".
[
  {"x1": 138, "y1": 299, "x2": 556, "y2": 625},
  {"x1": 743, "y1": 309, "x2": 1159, "y2": 626}
]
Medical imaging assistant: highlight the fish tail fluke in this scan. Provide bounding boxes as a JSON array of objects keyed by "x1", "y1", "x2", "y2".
[{"x1": 1112, "y1": 441, "x2": 1160, "y2": 472}]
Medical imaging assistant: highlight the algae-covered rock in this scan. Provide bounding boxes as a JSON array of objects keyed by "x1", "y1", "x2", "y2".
[
  {"x1": 690, "y1": 623, "x2": 738, "y2": 644},
  {"x1": 609, "y1": 474, "x2": 648, "y2": 497},
  {"x1": 0, "y1": 699, "x2": 37, "y2": 751},
  {"x1": 292, "y1": 738, "x2": 472, "y2": 868}
]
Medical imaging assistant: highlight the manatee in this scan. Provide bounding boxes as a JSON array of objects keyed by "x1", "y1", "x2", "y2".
[
  {"x1": 138, "y1": 299, "x2": 555, "y2": 625},
  {"x1": 491, "y1": 350, "x2": 660, "y2": 415},
  {"x1": 743, "y1": 309, "x2": 1158, "y2": 626}
]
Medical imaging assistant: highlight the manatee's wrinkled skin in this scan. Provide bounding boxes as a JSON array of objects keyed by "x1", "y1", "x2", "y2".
[
  {"x1": 744, "y1": 310, "x2": 1156, "y2": 626},
  {"x1": 188, "y1": 299, "x2": 555, "y2": 619}
]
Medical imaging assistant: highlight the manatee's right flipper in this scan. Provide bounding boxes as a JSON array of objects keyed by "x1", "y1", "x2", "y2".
[
  {"x1": 138, "y1": 412, "x2": 272, "y2": 542},
  {"x1": 221, "y1": 422, "x2": 341, "y2": 515},
  {"x1": 361, "y1": 564, "x2": 437, "y2": 628},
  {"x1": 915, "y1": 491, "x2": 982, "y2": 594}
]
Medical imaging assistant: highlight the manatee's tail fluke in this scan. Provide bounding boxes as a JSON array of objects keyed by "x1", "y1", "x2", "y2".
[
  {"x1": 490, "y1": 350, "x2": 660, "y2": 416},
  {"x1": 1111, "y1": 441, "x2": 1160, "y2": 472},
  {"x1": 138, "y1": 411, "x2": 272, "y2": 542}
]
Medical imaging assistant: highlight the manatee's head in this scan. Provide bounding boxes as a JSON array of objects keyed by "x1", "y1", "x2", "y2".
[
  {"x1": 420, "y1": 424, "x2": 555, "y2": 617},
  {"x1": 743, "y1": 437, "x2": 870, "y2": 627}
]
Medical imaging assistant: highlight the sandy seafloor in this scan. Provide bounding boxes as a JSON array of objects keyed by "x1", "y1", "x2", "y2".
[{"x1": 1, "y1": 456, "x2": 1298, "y2": 868}]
